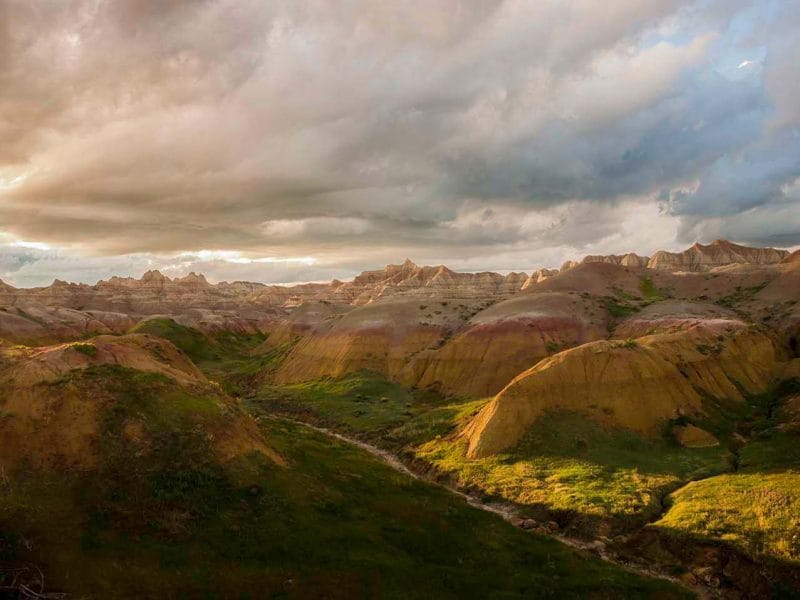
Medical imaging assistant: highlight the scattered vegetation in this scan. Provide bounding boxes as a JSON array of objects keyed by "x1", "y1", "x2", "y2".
[
  {"x1": 71, "y1": 342, "x2": 98, "y2": 357},
  {"x1": 603, "y1": 297, "x2": 639, "y2": 319},
  {"x1": 715, "y1": 283, "x2": 768, "y2": 310},
  {"x1": 611, "y1": 339, "x2": 638, "y2": 349},
  {"x1": 251, "y1": 372, "x2": 454, "y2": 446}
]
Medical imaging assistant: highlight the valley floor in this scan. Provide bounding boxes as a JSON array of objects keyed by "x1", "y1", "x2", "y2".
[{"x1": 248, "y1": 370, "x2": 800, "y2": 597}]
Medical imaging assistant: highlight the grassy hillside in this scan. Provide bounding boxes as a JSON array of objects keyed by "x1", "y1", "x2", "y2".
[
  {"x1": 253, "y1": 374, "x2": 728, "y2": 521},
  {"x1": 0, "y1": 365, "x2": 688, "y2": 598},
  {"x1": 130, "y1": 317, "x2": 266, "y2": 364},
  {"x1": 653, "y1": 379, "x2": 800, "y2": 565},
  {"x1": 655, "y1": 472, "x2": 800, "y2": 564},
  {"x1": 417, "y1": 411, "x2": 729, "y2": 523}
]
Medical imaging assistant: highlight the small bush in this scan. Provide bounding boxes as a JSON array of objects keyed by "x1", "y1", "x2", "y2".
[{"x1": 72, "y1": 343, "x2": 98, "y2": 357}]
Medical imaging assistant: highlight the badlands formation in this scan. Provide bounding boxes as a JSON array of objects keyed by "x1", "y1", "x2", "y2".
[
  {"x1": 1, "y1": 239, "x2": 798, "y2": 461},
  {"x1": 1, "y1": 238, "x2": 800, "y2": 595},
  {"x1": 0, "y1": 239, "x2": 796, "y2": 426}
]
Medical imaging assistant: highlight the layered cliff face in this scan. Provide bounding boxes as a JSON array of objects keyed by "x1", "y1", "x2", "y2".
[
  {"x1": 612, "y1": 300, "x2": 742, "y2": 339},
  {"x1": 581, "y1": 253, "x2": 649, "y2": 268},
  {"x1": 400, "y1": 292, "x2": 609, "y2": 397},
  {"x1": 328, "y1": 260, "x2": 528, "y2": 305},
  {"x1": 520, "y1": 268, "x2": 559, "y2": 290},
  {"x1": 647, "y1": 239, "x2": 788, "y2": 271},
  {"x1": 462, "y1": 322, "x2": 779, "y2": 458},
  {"x1": 272, "y1": 298, "x2": 466, "y2": 384},
  {"x1": 0, "y1": 239, "x2": 794, "y2": 401}
]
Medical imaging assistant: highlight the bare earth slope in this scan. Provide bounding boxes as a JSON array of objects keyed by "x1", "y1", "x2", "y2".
[{"x1": 463, "y1": 322, "x2": 779, "y2": 458}]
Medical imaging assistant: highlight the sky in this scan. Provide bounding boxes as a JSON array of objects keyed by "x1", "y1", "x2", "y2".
[{"x1": 1, "y1": 0, "x2": 799, "y2": 287}]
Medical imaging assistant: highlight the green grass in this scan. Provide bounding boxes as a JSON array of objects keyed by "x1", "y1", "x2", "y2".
[
  {"x1": 130, "y1": 317, "x2": 266, "y2": 365},
  {"x1": 653, "y1": 378, "x2": 800, "y2": 564},
  {"x1": 254, "y1": 375, "x2": 732, "y2": 526},
  {"x1": 654, "y1": 472, "x2": 800, "y2": 564},
  {"x1": 417, "y1": 411, "x2": 729, "y2": 522},
  {"x1": 129, "y1": 317, "x2": 275, "y2": 395},
  {"x1": 603, "y1": 297, "x2": 639, "y2": 319},
  {"x1": 639, "y1": 277, "x2": 666, "y2": 302},
  {"x1": 0, "y1": 368, "x2": 687, "y2": 598},
  {"x1": 130, "y1": 317, "x2": 214, "y2": 361},
  {"x1": 71, "y1": 342, "x2": 98, "y2": 357},
  {"x1": 739, "y1": 431, "x2": 800, "y2": 471},
  {"x1": 252, "y1": 372, "x2": 458, "y2": 446}
]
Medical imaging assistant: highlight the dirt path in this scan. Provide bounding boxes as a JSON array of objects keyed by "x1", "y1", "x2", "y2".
[{"x1": 264, "y1": 414, "x2": 705, "y2": 598}]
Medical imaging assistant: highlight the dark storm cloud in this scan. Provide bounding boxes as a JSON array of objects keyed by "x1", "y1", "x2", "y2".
[{"x1": 0, "y1": 0, "x2": 798, "y2": 285}]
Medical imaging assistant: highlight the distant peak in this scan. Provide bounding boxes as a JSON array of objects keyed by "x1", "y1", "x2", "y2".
[
  {"x1": 176, "y1": 272, "x2": 209, "y2": 284},
  {"x1": 401, "y1": 258, "x2": 417, "y2": 268},
  {"x1": 140, "y1": 269, "x2": 169, "y2": 283}
]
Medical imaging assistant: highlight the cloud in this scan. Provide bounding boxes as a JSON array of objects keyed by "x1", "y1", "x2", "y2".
[{"x1": 0, "y1": 0, "x2": 798, "y2": 285}]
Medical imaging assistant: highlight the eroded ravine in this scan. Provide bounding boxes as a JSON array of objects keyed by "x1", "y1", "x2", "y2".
[{"x1": 261, "y1": 414, "x2": 706, "y2": 598}]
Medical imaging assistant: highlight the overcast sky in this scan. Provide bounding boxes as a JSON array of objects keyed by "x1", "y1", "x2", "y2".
[{"x1": 1, "y1": 0, "x2": 799, "y2": 287}]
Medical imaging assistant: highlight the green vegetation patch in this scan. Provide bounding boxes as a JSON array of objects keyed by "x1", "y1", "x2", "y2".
[
  {"x1": 653, "y1": 376, "x2": 800, "y2": 564},
  {"x1": 71, "y1": 342, "x2": 98, "y2": 357},
  {"x1": 654, "y1": 472, "x2": 800, "y2": 563},
  {"x1": 715, "y1": 282, "x2": 768, "y2": 310},
  {"x1": 130, "y1": 317, "x2": 215, "y2": 361},
  {"x1": 639, "y1": 277, "x2": 666, "y2": 302},
  {"x1": 603, "y1": 297, "x2": 640, "y2": 319},
  {"x1": 129, "y1": 317, "x2": 275, "y2": 395},
  {"x1": 417, "y1": 411, "x2": 729, "y2": 521},
  {"x1": 130, "y1": 317, "x2": 266, "y2": 364},
  {"x1": 253, "y1": 372, "x2": 458, "y2": 445}
]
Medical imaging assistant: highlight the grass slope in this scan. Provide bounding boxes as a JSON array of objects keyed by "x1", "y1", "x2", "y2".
[
  {"x1": 252, "y1": 374, "x2": 728, "y2": 525},
  {"x1": 654, "y1": 379, "x2": 800, "y2": 564},
  {"x1": 0, "y1": 366, "x2": 686, "y2": 598},
  {"x1": 130, "y1": 317, "x2": 266, "y2": 365},
  {"x1": 254, "y1": 371, "x2": 469, "y2": 446},
  {"x1": 655, "y1": 472, "x2": 800, "y2": 564},
  {"x1": 417, "y1": 411, "x2": 728, "y2": 522}
]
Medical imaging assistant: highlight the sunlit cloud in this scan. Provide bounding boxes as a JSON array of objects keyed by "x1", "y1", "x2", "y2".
[
  {"x1": 0, "y1": 1, "x2": 797, "y2": 285},
  {"x1": 10, "y1": 240, "x2": 52, "y2": 251}
]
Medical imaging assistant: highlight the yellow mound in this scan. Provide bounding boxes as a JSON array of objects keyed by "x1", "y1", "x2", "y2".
[
  {"x1": 0, "y1": 334, "x2": 204, "y2": 387},
  {"x1": 402, "y1": 292, "x2": 607, "y2": 397},
  {"x1": 273, "y1": 298, "x2": 461, "y2": 383},
  {"x1": 0, "y1": 334, "x2": 281, "y2": 471},
  {"x1": 463, "y1": 323, "x2": 778, "y2": 458},
  {"x1": 673, "y1": 424, "x2": 719, "y2": 448}
]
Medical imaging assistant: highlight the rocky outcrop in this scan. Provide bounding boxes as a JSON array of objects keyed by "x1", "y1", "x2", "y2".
[
  {"x1": 673, "y1": 424, "x2": 719, "y2": 448},
  {"x1": 521, "y1": 269, "x2": 559, "y2": 290},
  {"x1": 559, "y1": 260, "x2": 580, "y2": 272},
  {"x1": 647, "y1": 240, "x2": 788, "y2": 272},
  {"x1": 462, "y1": 322, "x2": 779, "y2": 458},
  {"x1": 328, "y1": 260, "x2": 528, "y2": 305},
  {"x1": 582, "y1": 253, "x2": 649, "y2": 268}
]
